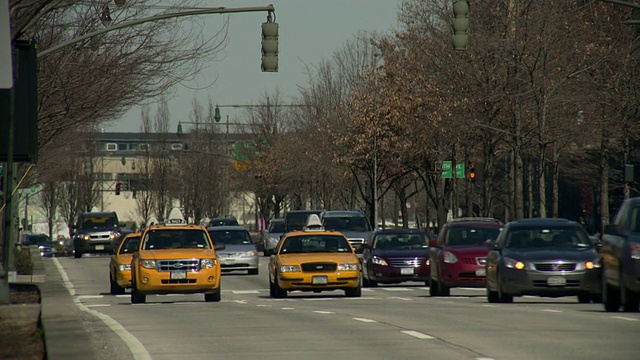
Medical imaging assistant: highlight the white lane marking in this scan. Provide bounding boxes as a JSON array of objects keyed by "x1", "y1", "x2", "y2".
[
  {"x1": 381, "y1": 287, "x2": 412, "y2": 292},
  {"x1": 541, "y1": 309, "x2": 562, "y2": 313},
  {"x1": 256, "y1": 304, "x2": 272, "y2": 307},
  {"x1": 401, "y1": 330, "x2": 434, "y2": 339},
  {"x1": 611, "y1": 316, "x2": 639, "y2": 321},
  {"x1": 231, "y1": 300, "x2": 248, "y2": 304},
  {"x1": 281, "y1": 307, "x2": 295, "y2": 310},
  {"x1": 77, "y1": 295, "x2": 104, "y2": 300},
  {"x1": 459, "y1": 288, "x2": 485, "y2": 291},
  {"x1": 116, "y1": 295, "x2": 129, "y2": 298},
  {"x1": 85, "y1": 304, "x2": 111, "y2": 308},
  {"x1": 231, "y1": 290, "x2": 260, "y2": 294},
  {"x1": 361, "y1": 288, "x2": 375, "y2": 292},
  {"x1": 353, "y1": 317, "x2": 377, "y2": 323},
  {"x1": 53, "y1": 258, "x2": 151, "y2": 360},
  {"x1": 482, "y1": 304, "x2": 498, "y2": 307},
  {"x1": 304, "y1": 298, "x2": 334, "y2": 301},
  {"x1": 345, "y1": 296, "x2": 377, "y2": 300},
  {"x1": 313, "y1": 310, "x2": 335, "y2": 314},
  {"x1": 477, "y1": 358, "x2": 495, "y2": 360},
  {"x1": 390, "y1": 297, "x2": 412, "y2": 301}
]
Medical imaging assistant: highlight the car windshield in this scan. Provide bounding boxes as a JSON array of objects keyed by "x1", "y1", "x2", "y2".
[
  {"x1": 269, "y1": 221, "x2": 285, "y2": 233},
  {"x1": 208, "y1": 218, "x2": 238, "y2": 227},
  {"x1": 119, "y1": 236, "x2": 141, "y2": 254},
  {"x1": 208, "y1": 230, "x2": 253, "y2": 245},
  {"x1": 81, "y1": 216, "x2": 118, "y2": 230},
  {"x1": 323, "y1": 216, "x2": 371, "y2": 232},
  {"x1": 504, "y1": 228, "x2": 592, "y2": 249},
  {"x1": 372, "y1": 233, "x2": 429, "y2": 250},
  {"x1": 279, "y1": 235, "x2": 352, "y2": 254},
  {"x1": 446, "y1": 227, "x2": 501, "y2": 245},
  {"x1": 142, "y1": 229, "x2": 211, "y2": 250},
  {"x1": 23, "y1": 235, "x2": 51, "y2": 246}
]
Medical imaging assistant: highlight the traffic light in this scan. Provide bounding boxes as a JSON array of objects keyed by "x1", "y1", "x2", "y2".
[
  {"x1": 469, "y1": 164, "x2": 476, "y2": 183},
  {"x1": 452, "y1": 0, "x2": 470, "y2": 51},
  {"x1": 115, "y1": 182, "x2": 122, "y2": 195},
  {"x1": 261, "y1": 15, "x2": 279, "y2": 72}
]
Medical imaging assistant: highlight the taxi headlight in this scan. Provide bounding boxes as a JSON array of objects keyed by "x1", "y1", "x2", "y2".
[
  {"x1": 505, "y1": 257, "x2": 526, "y2": 270},
  {"x1": 372, "y1": 256, "x2": 388, "y2": 266},
  {"x1": 279, "y1": 265, "x2": 301, "y2": 272},
  {"x1": 240, "y1": 250, "x2": 258, "y2": 257},
  {"x1": 201, "y1": 258, "x2": 216, "y2": 269},
  {"x1": 141, "y1": 260, "x2": 156, "y2": 269},
  {"x1": 337, "y1": 263, "x2": 358, "y2": 271},
  {"x1": 118, "y1": 264, "x2": 131, "y2": 271}
]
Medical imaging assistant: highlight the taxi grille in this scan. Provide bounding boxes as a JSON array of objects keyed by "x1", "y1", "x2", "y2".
[
  {"x1": 301, "y1": 262, "x2": 337, "y2": 272},
  {"x1": 157, "y1": 259, "x2": 200, "y2": 272},
  {"x1": 535, "y1": 263, "x2": 576, "y2": 272},
  {"x1": 388, "y1": 257, "x2": 426, "y2": 267}
]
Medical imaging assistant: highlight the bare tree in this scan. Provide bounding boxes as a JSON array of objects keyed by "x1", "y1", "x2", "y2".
[{"x1": 38, "y1": 182, "x2": 59, "y2": 240}]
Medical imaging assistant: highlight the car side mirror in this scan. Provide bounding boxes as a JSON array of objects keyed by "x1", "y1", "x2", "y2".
[
  {"x1": 604, "y1": 224, "x2": 620, "y2": 236},
  {"x1": 214, "y1": 242, "x2": 226, "y2": 251}
]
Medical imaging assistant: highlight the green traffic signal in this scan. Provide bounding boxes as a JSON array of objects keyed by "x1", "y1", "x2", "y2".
[{"x1": 452, "y1": 0, "x2": 470, "y2": 51}]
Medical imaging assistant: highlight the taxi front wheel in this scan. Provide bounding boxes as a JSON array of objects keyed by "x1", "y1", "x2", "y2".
[
  {"x1": 204, "y1": 288, "x2": 221, "y2": 302},
  {"x1": 269, "y1": 276, "x2": 287, "y2": 298}
]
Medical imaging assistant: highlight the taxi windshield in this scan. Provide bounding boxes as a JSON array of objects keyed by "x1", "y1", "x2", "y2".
[
  {"x1": 142, "y1": 229, "x2": 211, "y2": 250},
  {"x1": 280, "y1": 235, "x2": 352, "y2": 254},
  {"x1": 119, "y1": 236, "x2": 141, "y2": 254}
]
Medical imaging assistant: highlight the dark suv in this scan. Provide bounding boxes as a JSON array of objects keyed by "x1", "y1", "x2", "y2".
[
  {"x1": 72, "y1": 212, "x2": 123, "y2": 258},
  {"x1": 429, "y1": 217, "x2": 503, "y2": 296}
]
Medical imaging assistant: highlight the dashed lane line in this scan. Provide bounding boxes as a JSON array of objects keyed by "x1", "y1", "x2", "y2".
[
  {"x1": 401, "y1": 330, "x2": 434, "y2": 339},
  {"x1": 353, "y1": 317, "x2": 377, "y2": 323},
  {"x1": 611, "y1": 316, "x2": 639, "y2": 321},
  {"x1": 53, "y1": 258, "x2": 152, "y2": 360},
  {"x1": 541, "y1": 309, "x2": 562, "y2": 313},
  {"x1": 313, "y1": 310, "x2": 335, "y2": 314}
]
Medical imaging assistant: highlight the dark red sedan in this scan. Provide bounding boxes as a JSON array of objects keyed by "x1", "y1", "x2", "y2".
[{"x1": 360, "y1": 229, "x2": 433, "y2": 287}]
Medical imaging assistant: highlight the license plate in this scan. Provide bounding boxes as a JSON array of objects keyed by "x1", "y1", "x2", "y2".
[
  {"x1": 312, "y1": 276, "x2": 328, "y2": 285},
  {"x1": 222, "y1": 259, "x2": 235, "y2": 264},
  {"x1": 95, "y1": 245, "x2": 104, "y2": 250},
  {"x1": 170, "y1": 271, "x2": 187, "y2": 280},
  {"x1": 547, "y1": 276, "x2": 566, "y2": 286},
  {"x1": 401, "y1": 268, "x2": 414, "y2": 275},
  {"x1": 475, "y1": 268, "x2": 487, "y2": 277}
]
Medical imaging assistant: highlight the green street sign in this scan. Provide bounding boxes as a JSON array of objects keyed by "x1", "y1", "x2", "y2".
[
  {"x1": 441, "y1": 161, "x2": 453, "y2": 179},
  {"x1": 18, "y1": 187, "x2": 37, "y2": 194},
  {"x1": 456, "y1": 162, "x2": 465, "y2": 179}
]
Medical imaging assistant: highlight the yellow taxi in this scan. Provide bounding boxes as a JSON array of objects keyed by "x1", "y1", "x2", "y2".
[
  {"x1": 268, "y1": 214, "x2": 362, "y2": 298},
  {"x1": 109, "y1": 232, "x2": 141, "y2": 295},
  {"x1": 130, "y1": 220, "x2": 223, "y2": 304}
]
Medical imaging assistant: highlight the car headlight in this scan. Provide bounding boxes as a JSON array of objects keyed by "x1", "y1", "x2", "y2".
[
  {"x1": 372, "y1": 256, "x2": 388, "y2": 266},
  {"x1": 201, "y1": 258, "x2": 216, "y2": 269},
  {"x1": 443, "y1": 251, "x2": 458, "y2": 264},
  {"x1": 279, "y1": 265, "x2": 301, "y2": 272},
  {"x1": 240, "y1": 250, "x2": 258, "y2": 257},
  {"x1": 141, "y1": 259, "x2": 156, "y2": 269},
  {"x1": 504, "y1": 257, "x2": 526, "y2": 270},
  {"x1": 118, "y1": 264, "x2": 131, "y2": 271},
  {"x1": 76, "y1": 234, "x2": 90, "y2": 240},
  {"x1": 109, "y1": 232, "x2": 121, "y2": 239},
  {"x1": 337, "y1": 263, "x2": 358, "y2": 271},
  {"x1": 579, "y1": 259, "x2": 601, "y2": 270}
]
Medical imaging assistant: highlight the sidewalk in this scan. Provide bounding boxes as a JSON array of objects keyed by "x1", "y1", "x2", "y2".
[{"x1": 30, "y1": 252, "x2": 100, "y2": 360}]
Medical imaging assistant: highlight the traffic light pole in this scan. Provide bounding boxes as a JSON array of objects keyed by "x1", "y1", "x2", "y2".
[{"x1": 0, "y1": 88, "x2": 14, "y2": 304}]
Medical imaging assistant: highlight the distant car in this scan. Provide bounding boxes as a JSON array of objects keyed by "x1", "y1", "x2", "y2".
[
  {"x1": 360, "y1": 228, "x2": 433, "y2": 287},
  {"x1": 207, "y1": 226, "x2": 259, "y2": 275},
  {"x1": 263, "y1": 218, "x2": 285, "y2": 256},
  {"x1": 38, "y1": 237, "x2": 73, "y2": 258},
  {"x1": 207, "y1": 217, "x2": 239, "y2": 227},
  {"x1": 283, "y1": 210, "x2": 323, "y2": 233},
  {"x1": 485, "y1": 218, "x2": 602, "y2": 304},
  {"x1": 108, "y1": 233, "x2": 142, "y2": 295},
  {"x1": 320, "y1": 210, "x2": 373, "y2": 250},
  {"x1": 429, "y1": 217, "x2": 503, "y2": 296},
  {"x1": 268, "y1": 215, "x2": 361, "y2": 298},
  {"x1": 72, "y1": 211, "x2": 123, "y2": 258}
]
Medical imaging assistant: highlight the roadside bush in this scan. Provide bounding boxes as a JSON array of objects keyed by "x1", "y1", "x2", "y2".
[{"x1": 15, "y1": 247, "x2": 34, "y2": 275}]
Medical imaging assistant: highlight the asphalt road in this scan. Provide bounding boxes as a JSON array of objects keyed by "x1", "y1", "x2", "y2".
[{"x1": 40, "y1": 254, "x2": 640, "y2": 360}]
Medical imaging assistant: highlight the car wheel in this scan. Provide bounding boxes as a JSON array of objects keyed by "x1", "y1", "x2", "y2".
[
  {"x1": 131, "y1": 286, "x2": 146, "y2": 304},
  {"x1": 429, "y1": 276, "x2": 439, "y2": 297},
  {"x1": 74, "y1": 249, "x2": 82, "y2": 259},
  {"x1": 487, "y1": 285, "x2": 499, "y2": 303},
  {"x1": 591, "y1": 293, "x2": 603, "y2": 304},
  {"x1": 109, "y1": 273, "x2": 125, "y2": 295},
  {"x1": 437, "y1": 276, "x2": 450, "y2": 297},
  {"x1": 602, "y1": 271, "x2": 621, "y2": 312},
  {"x1": 269, "y1": 277, "x2": 277, "y2": 297},
  {"x1": 577, "y1": 294, "x2": 591, "y2": 304},
  {"x1": 345, "y1": 278, "x2": 362, "y2": 298},
  {"x1": 497, "y1": 273, "x2": 513, "y2": 303},
  {"x1": 204, "y1": 288, "x2": 221, "y2": 302},
  {"x1": 248, "y1": 268, "x2": 259, "y2": 275},
  {"x1": 270, "y1": 274, "x2": 287, "y2": 298}
]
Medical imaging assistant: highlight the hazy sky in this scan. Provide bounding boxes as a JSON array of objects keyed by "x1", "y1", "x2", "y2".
[{"x1": 104, "y1": 0, "x2": 403, "y2": 133}]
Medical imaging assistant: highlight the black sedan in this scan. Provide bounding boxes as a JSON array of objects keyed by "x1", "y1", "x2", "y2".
[
  {"x1": 360, "y1": 228, "x2": 433, "y2": 287},
  {"x1": 486, "y1": 218, "x2": 601, "y2": 303}
]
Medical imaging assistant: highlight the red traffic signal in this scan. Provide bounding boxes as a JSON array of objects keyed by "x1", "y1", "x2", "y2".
[
  {"x1": 469, "y1": 168, "x2": 476, "y2": 183},
  {"x1": 115, "y1": 182, "x2": 122, "y2": 195}
]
